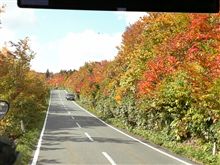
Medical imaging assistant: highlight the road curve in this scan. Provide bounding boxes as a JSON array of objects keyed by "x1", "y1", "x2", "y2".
[{"x1": 31, "y1": 90, "x2": 196, "y2": 165}]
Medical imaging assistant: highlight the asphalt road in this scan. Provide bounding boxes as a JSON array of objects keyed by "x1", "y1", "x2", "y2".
[{"x1": 32, "y1": 90, "x2": 196, "y2": 165}]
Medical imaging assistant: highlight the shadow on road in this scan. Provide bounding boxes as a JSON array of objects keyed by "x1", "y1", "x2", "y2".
[
  {"x1": 42, "y1": 133, "x2": 137, "y2": 144},
  {"x1": 40, "y1": 147, "x2": 65, "y2": 151},
  {"x1": 45, "y1": 113, "x2": 106, "y2": 131},
  {"x1": 37, "y1": 159, "x2": 61, "y2": 164}
]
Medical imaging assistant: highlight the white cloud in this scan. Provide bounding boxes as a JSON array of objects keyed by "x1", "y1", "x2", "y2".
[
  {"x1": 1, "y1": 1, "x2": 36, "y2": 32},
  {"x1": 31, "y1": 30, "x2": 122, "y2": 73},
  {"x1": 0, "y1": 27, "x2": 16, "y2": 47},
  {"x1": 1, "y1": 2, "x2": 130, "y2": 73},
  {"x1": 116, "y1": 11, "x2": 148, "y2": 25},
  {"x1": 0, "y1": 1, "x2": 37, "y2": 47}
]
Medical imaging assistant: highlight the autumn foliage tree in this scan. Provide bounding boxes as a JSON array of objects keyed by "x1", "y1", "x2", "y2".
[
  {"x1": 0, "y1": 38, "x2": 49, "y2": 138},
  {"x1": 48, "y1": 13, "x2": 220, "y2": 163}
]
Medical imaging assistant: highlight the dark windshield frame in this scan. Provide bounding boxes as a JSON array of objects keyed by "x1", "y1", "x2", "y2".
[{"x1": 18, "y1": 0, "x2": 219, "y2": 13}]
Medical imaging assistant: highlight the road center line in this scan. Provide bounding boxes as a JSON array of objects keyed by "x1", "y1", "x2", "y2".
[
  {"x1": 102, "y1": 152, "x2": 117, "y2": 165},
  {"x1": 84, "y1": 132, "x2": 94, "y2": 142},
  {"x1": 76, "y1": 122, "x2": 81, "y2": 128}
]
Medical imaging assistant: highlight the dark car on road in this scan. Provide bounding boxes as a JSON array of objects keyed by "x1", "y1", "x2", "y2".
[{"x1": 66, "y1": 93, "x2": 75, "y2": 100}]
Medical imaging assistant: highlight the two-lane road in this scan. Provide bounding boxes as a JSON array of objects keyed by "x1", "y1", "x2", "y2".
[{"x1": 31, "y1": 90, "x2": 196, "y2": 165}]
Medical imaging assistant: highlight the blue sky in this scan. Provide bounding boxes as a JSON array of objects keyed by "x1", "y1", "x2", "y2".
[
  {"x1": 33, "y1": 10, "x2": 127, "y2": 42},
  {"x1": 0, "y1": 1, "x2": 147, "y2": 73}
]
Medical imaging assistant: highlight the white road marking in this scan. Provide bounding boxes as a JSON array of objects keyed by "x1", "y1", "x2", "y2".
[
  {"x1": 102, "y1": 152, "x2": 117, "y2": 165},
  {"x1": 73, "y1": 101, "x2": 192, "y2": 165},
  {"x1": 71, "y1": 116, "x2": 75, "y2": 120},
  {"x1": 76, "y1": 122, "x2": 82, "y2": 128},
  {"x1": 31, "y1": 91, "x2": 52, "y2": 165},
  {"x1": 58, "y1": 92, "x2": 63, "y2": 101},
  {"x1": 84, "y1": 132, "x2": 94, "y2": 142},
  {"x1": 59, "y1": 96, "x2": 65, "y2": 106}
]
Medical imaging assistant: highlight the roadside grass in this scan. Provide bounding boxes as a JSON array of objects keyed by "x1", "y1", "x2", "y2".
[
  {"x1": 76, "y1": 101, "x2": 220, "y2": 165},
  {"x1": 16, "y1": 107, "x2": 47, "y2": 164}
]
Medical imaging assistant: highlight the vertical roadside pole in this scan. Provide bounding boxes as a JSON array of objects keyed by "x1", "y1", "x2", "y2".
[
  {"x1": 212, "y1": 142, "x2": 216, "y2": 155},
  {"x1": 20, "y1": 120, "x2": 25, "y2": 133}
]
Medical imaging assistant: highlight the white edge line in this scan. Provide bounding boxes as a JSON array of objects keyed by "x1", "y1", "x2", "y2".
[
  {"x1": 102, "y1": 152, "x2": 117, "y2": 165},
  {"x1": 84, "y1": 132, "x2": 94, "y2": 142},
  {"x1": 76, "y1": 122, "x2": 82, "y2": 128},
  {"x1": 73, "y1": 101, "x2": 192, "y2": 165},
  {"x1": 31, "y1": 91, "x2": 51, "y2": 165}
]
